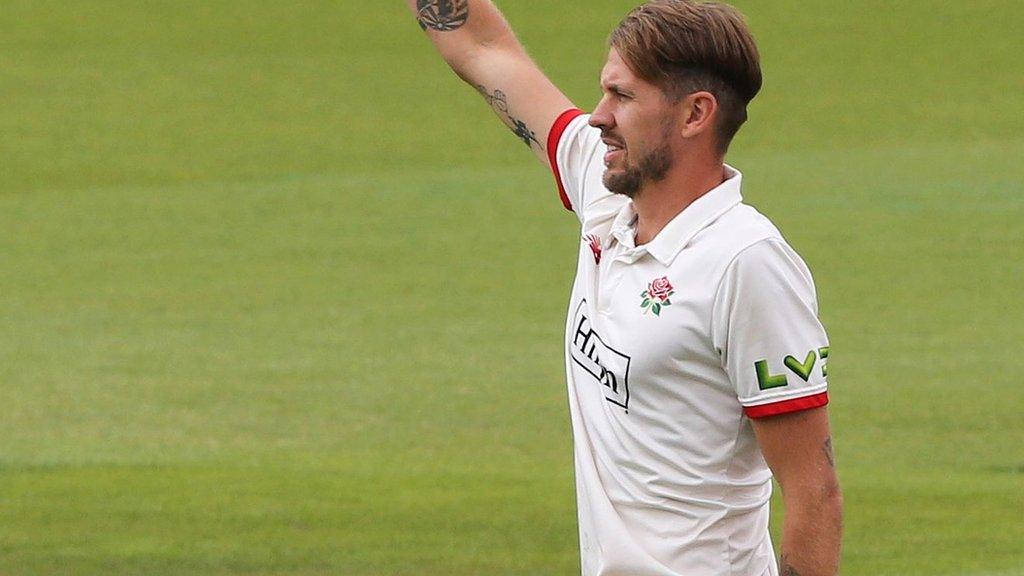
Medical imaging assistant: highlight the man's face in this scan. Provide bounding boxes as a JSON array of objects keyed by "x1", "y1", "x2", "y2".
[{"x1": 589, "y1": 48, "x2": 678, "y2": 198}]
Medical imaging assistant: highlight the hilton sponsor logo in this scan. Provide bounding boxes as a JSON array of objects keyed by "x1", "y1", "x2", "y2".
[{"x1": 570, "y1": 300, "x2": 631, "y2": 411}]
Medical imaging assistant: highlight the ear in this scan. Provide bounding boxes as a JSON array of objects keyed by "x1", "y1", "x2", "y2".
[{"x1": 679, "y1": 91, "x2": 718, "y2": 140}]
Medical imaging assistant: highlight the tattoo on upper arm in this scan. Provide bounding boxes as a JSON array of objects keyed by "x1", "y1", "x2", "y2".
[
  {"x1": 417, "y1": 0, "x2": 470, "y2": 31},
  {"x1": 476, "y1": 85, "x2": 542, "y2": 150},
  {"x1": 823, "y1": 436, "x2": 836, "y2": 468}
]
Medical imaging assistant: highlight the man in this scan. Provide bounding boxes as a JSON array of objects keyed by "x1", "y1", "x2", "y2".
[{"x1": 406, "y1": 1, "x2": 842, "y2": 574}]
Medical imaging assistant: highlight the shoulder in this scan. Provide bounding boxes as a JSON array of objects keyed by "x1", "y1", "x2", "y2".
[
  {"x1": 695, "y1": 204, "x2": 820, "y2": 314},
  {"x1": 686, "y1": 203, "x2": 793, "y2": 284},
  {"x1": 707, "y1": 206, "x2": 820, "y2": 323},
  {"x1": 551, "y1": 112, "x2": 603, "y2": 177},
  {"x1": 550, "y1": 112, "x2": 627, "y2": 225}
]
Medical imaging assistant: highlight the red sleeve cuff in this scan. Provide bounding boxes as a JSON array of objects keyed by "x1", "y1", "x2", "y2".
[
  {"x1": 744, "y1": 391, "x2": 829, "y2": 419},
  {"x1": 546, "y1": 108, "x2": 584, "y2": 212}
]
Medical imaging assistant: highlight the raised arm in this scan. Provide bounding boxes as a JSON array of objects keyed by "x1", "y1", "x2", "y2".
[{"x1": 407, "y1": 0, "x2": 575, "y2": 163}]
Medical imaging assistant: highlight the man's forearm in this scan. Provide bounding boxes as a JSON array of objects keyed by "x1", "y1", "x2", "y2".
[{"x1": 779, "y1": 482, "x2": 843, "y2": 575}]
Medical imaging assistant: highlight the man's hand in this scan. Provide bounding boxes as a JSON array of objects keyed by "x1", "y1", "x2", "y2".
[
  {"x1": 752, "y1": 406, "x2": 843, "y2": 575},
  {"x1": 407, "y1": 0, "x2": 575, "y2": 164}
]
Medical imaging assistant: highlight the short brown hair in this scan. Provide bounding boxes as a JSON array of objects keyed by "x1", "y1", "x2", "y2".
[{"x1": 610, "y1": 0, "x2": 762, "y2": 153}]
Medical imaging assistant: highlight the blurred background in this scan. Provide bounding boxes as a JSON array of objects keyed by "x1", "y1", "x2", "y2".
[{"x1": 1, "y1": 1, "x2": 1022, "y2": 574}]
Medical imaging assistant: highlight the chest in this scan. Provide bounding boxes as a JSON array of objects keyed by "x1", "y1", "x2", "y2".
[
  {"x1": 587, "y1": 241, "x2": 713, "y2": 341},
  {"x1": 569, "y1": 240, "x2": 725, "y2": 413}
]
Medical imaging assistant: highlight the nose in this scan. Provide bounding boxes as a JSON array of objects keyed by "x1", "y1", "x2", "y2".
[{"x1": 589, "y1": 95, "x2": 615, "y2": 131}]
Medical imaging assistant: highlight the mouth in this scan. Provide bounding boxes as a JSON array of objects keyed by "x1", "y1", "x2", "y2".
[{"x1": 602, "y1": 138, "x2": 625, "y2": 167}]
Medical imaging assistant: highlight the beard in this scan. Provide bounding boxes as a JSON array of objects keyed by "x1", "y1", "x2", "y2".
[{"x1": 602, "y1": 135, "x2": 674, "y2": 198}]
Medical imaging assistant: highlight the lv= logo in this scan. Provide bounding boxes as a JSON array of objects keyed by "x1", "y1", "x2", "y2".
[{"x1": 755, "y1": 347, "x2": 829, "y2": 390}]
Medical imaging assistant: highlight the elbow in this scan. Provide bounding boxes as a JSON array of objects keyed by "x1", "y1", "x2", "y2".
[
  {"x1": 786, "y1": 478, "x2": 844, "y2": 523},
  {"x1": 444, "y1": 35, "x2": 522, "y2": 82},
  {"x1": 819, "y1": 478, "x2": 844, "y2": 514},
  {"x1": 829, "y1": 486, "x2": 844, "y2": 526},
  {"x1": 820, "y1": 480, "x2": 844, "y2": 529},
  {"x1": 441, "y1": 45, "x2": 491, "y2": 85}
]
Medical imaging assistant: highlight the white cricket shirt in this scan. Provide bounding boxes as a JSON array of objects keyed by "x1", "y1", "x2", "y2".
[{"x1": 546, "y1": 110, "x2": 831, "y2": 576}]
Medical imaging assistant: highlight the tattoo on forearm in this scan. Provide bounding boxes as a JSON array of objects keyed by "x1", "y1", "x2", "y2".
[
  {"x1": 416, "y1": 0, "x2": 470, "y2": 31},
  {"x1": 780, "y1": 554, "x2": 802, "y2": 576},
  {"x1": 476, "y1": 85, "x2": 541, "y2": 150},
  {"x1": 823, "y1": 436, "x2": 836, "y2": 468}
]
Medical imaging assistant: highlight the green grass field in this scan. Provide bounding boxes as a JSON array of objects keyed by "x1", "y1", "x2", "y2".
[{"x1": 2, "y1": 1, "x2": 1022, "y2": 574}]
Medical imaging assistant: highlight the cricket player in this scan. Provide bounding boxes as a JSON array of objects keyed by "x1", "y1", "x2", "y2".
[{"x1": 406, "y1": 1, "x2": 843, "y2": 574}]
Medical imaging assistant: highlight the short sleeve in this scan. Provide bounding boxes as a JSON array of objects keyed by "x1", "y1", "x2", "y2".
[
  {"x1": 712, "y1": 238, "x2": 831, "y2": 418},
  {"x1": 547, "y1": 110, "x2": 607, "y2": 221}
]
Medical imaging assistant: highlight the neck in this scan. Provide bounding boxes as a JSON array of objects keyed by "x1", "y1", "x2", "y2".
[{"x1": 632, "y1": 158, "x2": 726, "y2": 245}]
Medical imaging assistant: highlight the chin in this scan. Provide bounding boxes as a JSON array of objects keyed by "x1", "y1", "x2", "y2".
[
  {"x1": 602, "y1": 165, "x2": 626, "y2": 183},
  {"x1": 601, "y1": 169, "x2": 618, "y2": 190},
  {"x1": 603, "y1": 169, "x2": 640, "y2": 198}
]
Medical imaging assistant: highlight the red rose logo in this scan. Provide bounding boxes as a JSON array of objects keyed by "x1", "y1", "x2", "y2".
[
  {"x1": 648, "y1": 277, "x2": 673, "y2": 301},
  {"x1": 640, "y1": 276, "x2": 674, "y2": 316}
]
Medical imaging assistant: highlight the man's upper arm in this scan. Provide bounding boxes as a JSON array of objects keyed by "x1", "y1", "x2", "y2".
[
  {"x1": 459, "y1": 47, "x2": 577, "y2": 164},
  {"x1": 716, "y1": 235, "x2": 842, "y2": 572},
  {"x1": 713, "y1": 238, "x2": 831, "y2": 417},
  {"x1": 752, "y1": 406, "x2": 843, "y2": 576},
  {"x1": 750, "y1": 406, "x2": 838, "y2": 496}
]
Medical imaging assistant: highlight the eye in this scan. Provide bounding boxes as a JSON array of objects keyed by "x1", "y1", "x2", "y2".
[{"x1": 600, "y1": 84, "x2": 632, "y2": 102}]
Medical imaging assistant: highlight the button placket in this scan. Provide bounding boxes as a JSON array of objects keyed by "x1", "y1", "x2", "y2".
[{"x1": 598, "y1": 260, "x2": 619, "y2": 314}]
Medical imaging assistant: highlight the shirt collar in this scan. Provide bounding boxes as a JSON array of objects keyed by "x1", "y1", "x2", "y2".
[{"x1": 610, "y1": 165, "x2": 743, "y2": 266}]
